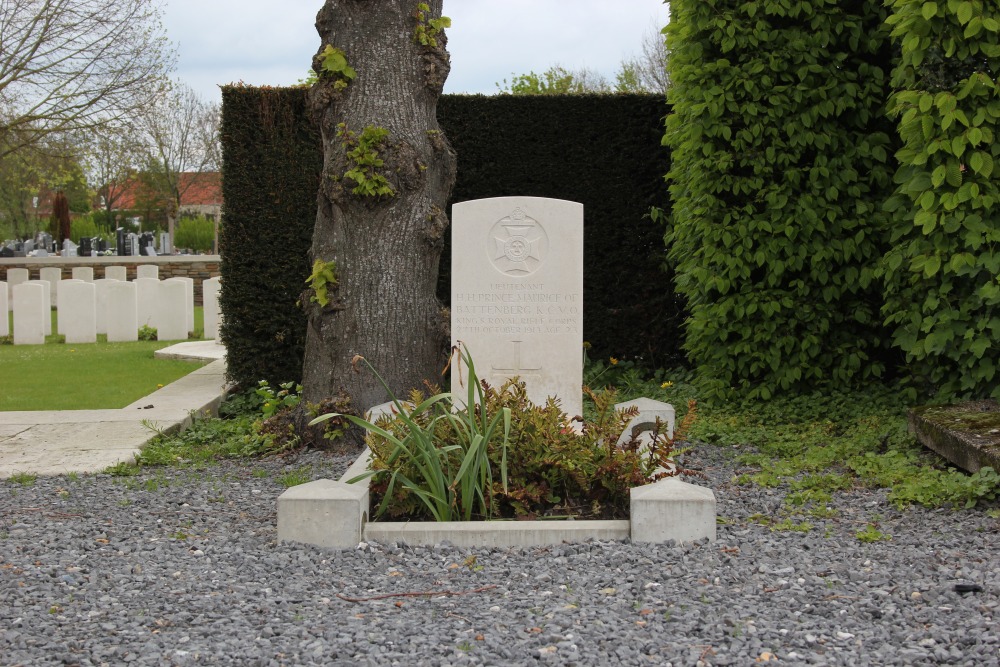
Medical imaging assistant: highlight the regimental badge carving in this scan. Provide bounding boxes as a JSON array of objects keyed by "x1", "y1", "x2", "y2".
[{"x1": 488, "y1": 207, "x2": 548, "y2": 276}]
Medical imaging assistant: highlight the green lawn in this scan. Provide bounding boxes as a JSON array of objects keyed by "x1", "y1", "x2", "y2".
[{"x1": 2, "y1": 307, "x2": 209, "y2": 411}]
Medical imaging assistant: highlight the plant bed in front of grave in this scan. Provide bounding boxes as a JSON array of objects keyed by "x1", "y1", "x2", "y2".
[{"x1": 310, "y1": 346, "x2": 699, "y2": 525}]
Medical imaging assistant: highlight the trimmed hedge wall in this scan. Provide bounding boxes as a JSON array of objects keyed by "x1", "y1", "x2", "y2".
[
  {"x1": 220, "y1": 88, "x2": 678, "y2": 388},
  {"x1": 218, "y1": 86, "x2": 319, "y2": 388}
]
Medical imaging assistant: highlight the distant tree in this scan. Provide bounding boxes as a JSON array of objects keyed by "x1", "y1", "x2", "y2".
[
  {"x1": 140, "y1": 82, "x2": 220, "y2": 238},
  {"x1": 497, "y1": 66, "x2": 610, "y2": 94},
  {"x1": 617, "y1": 22, "x2": 670, "y2": 94},
  {"x1": 498, "y1": 23, "x2": 669, "y2": 96},
  {"x1": 81, "y1": 123, "x2": 146, "y2": 232},
  {"x1": 0, "y1": 0, "x2": 175, "y2": 160},
  {"x1": 0, "y1": 138, "x2": 91, "y2": 238}
]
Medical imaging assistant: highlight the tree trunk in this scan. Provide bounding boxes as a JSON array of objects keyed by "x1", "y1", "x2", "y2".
[{"x1": 302, "y1": 0, "x2": 457, "y2": 415}]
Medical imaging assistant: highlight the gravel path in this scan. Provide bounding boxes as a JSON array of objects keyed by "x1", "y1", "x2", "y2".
[{"x1": 1, "y1": 444, "x2": 997, "y2": 666}]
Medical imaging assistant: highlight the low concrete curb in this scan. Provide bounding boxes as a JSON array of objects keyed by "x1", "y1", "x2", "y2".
[
  {"x1": 278, "y1": 398, "x2": 717, "y2": 549},
  {"x1": 0, "y1": 346, "x2": 227, "y2": 478}
]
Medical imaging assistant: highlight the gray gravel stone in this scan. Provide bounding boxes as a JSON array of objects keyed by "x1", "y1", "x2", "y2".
[{"x1": 1, "y1": 445, "x2": 997, "y2": 665}]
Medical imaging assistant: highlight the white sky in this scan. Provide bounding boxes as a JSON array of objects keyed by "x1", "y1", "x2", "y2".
[{"x1": 161, "y1": 0, "x2": 670, "y2": 104}]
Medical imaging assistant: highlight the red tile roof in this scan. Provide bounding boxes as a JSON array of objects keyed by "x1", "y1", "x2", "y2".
[{"x1": 110, "y1": 172, "x2": 221, "y2": 210}]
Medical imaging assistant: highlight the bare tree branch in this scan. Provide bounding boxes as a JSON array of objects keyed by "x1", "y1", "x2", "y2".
[{"x1": 0, "y1": 0, "x2": 175, "y2": 160}]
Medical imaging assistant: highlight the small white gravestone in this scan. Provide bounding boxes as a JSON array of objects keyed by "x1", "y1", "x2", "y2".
[
  {"x1": 164, "y1": 277, "x2": 194, "y2": 333},
  {"x1": 71, "y1": 267, "x2": 94, "y2": 282},
  {"x1": 136, "y1": 264, "x2": 159, "y2": 280},
  {"x1": 135, "y1": 277, "x2": 160, "y2": 328},
  {"x1": 58, "y1": 280, "x2": 96, "y2": 344},
  {"x1": 155, "y1": 280, "x2": 188, "y2": 341},
  {"x1": 26, "y1": 280, "x2": 52, "y2": 334},
  {"x1": 451, "y1": 197, "x2": 584, "y2": 417},
  {"x1": 105, "y1": 266, "x2": 127, "y2": 282},
  {"x1": 13, "y1": 282, "x2": 46, "y2": 344},
  {"x1": 106, "y1": 281, "x2": 138, "y2": 342},
  {"x1": 0, "y1": 282, "x2": 7, "y2": 335},
  {"x1": 39, "y1": 267, "x2": 61, "y2": 308},
  {"x1": 93, "y1": 278, "x2": 117, "y2": 335},
  {"x1": 6, "y1": 268, "x2": 29, "y2": 311},
  {"x1": 202, "y1": 277, "x2": 221, "y2": 340}
]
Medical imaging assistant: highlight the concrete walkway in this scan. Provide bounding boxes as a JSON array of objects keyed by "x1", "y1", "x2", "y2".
[{"x1": 0, "y1": 342, "x2": 228, "y2": 478}]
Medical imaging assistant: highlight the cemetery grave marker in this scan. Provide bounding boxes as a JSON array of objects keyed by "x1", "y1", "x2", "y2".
[
  {"x1": 137, "y1": 265, "x2": 159, "y2": 280},
  {"x1": 203, "y1": 277, "x2": 221, "y2": 340},
  {"x1": 105, "y1": 266, "x2": 127, "y2": 281},
  {"x1": 451, "y1": 197, "x2": 584, "y2": 417},
  {"x1": 0, "y1": 283, "x2": 7, "y2": 335},
  {"x1": 106, "y1": 281, "x2": 138, "y2": 342},
  {"x1": 71, "y1": 267, "x2": 94, "y2": 282},
  {"x1": 93, "y1": 278, "x2": 117, "y2": 335},
  {"x1": 5, "y1": 268, "x2": 28, "y2": 311},
  {"x1": 39, "y1": 267, "x2": 61, "y2": 307},
  {"x1": 13, "y1": 283, "x2": 46, "y2": 344},
  {"x1": 155, "y1": 280, "x2": 188, "y2": 341},
  {"x1": 135, "y1": 278, "x2": 159, "y2": 328},
  {"x1": 27, "y1": 280, "x2": 52, "y2": 334},
  {"x1": 59, "y1": 280, "x2": 97, "y2": 344}
]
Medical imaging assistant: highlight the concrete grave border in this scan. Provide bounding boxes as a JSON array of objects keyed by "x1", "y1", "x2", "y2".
[{"x1": 278, "y1": 398, "x2": 716, "y2": 549}]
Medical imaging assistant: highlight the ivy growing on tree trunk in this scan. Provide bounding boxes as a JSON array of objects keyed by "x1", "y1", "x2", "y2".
[
  {"x1": 880, "y1": 0, "x2": 1000, "y2": 400},
  {"x1": 301, "y1": 0, "x2": 457, "y2": 419},
  {"x1": 663, "y1": 0, "x2": 897, "y2": 400}
]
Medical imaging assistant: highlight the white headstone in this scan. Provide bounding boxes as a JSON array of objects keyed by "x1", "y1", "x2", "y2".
[
  {"x1": 159, "y1": 232, "x2": 172, "y2": 255},
  {"x1": 155, "y1": 280, "x2": 188, "y2": 341},
  {"x1": 137, "y1": 264, "x2": 159, "y2": 280},
  {"x1": 0, "y1": 282, "x2": 7, "y2": 335},
  {"x1": 135, "y1": 277, "x2": 160, "y2": 328},
  {"x1": 105, "y1": 266, "x2": 127, "y2": 281},
  {"x1": 5, "y1": 268, "x2": 28, "y2": 311},
  {"x1": 93, "y1": 278, "x2": 117, "y2": 335},
  {"x1": 202, "y1": 276, "x2": 222, "y2": 340},
  {"x1": 451, "y1": 197, "x2": 584, "y2": 417},
  {"x1": 39, "y1": 267, "x2": 61, "y2": 308},
  {"x1": 165, "y1": 277, "x2": 194, "y2": 333},
  {"x1": 71, "y1": 267, "x2": 94, "y2": 282},
  {"x1": 58, "y1": 280, "x2": 97, "y2": 344},
  {"x1": 106, "y1": 280, "x2": 138, "y2": 342},
  {"x1": 27, "y1": 280, "x2": 52, "y2": 334},
  {"x1": 13, "y1": 282, "x2": 46, "y2": 345}
]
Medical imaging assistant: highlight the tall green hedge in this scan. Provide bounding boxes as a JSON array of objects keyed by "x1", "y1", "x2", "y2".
[
  {"x1": 880, "y1": 0, "x2": 1000, "y2": 400},
  {"x1": 219, "y1": 89, "x2": 679, "y2": 388},
  {"x1": 218, "y1": 86, "x2": 319, "y2": 389},
  {"x1": 664, "y1": 0, "x2": 898, "y2": 399}
]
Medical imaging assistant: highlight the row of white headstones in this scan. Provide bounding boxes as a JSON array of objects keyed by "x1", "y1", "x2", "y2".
[{"x1": 2, "y1": 266, "x2": 221, "y2": 345}]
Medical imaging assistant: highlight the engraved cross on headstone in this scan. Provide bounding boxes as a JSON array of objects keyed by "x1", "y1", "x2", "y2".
[{"x1": 492, "y1": 340, "x2": 541, "y2": 380}]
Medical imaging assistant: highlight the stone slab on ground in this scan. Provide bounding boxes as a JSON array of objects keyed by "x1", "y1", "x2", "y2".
[
  {"x1": 908, "y1": 400, "x2": 1000, "y2": 473},
  {"x1": 153, "y1": 340, "x2": 226, "y2": 362}
]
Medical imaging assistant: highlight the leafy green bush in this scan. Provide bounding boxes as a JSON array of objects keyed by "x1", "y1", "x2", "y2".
[
  {"x1": 174, "y1": 215, "x2": 216, "y2": 253},
  {"x1": 69, "y1": 213, "x2": 102, "y2": 244},
  {"x1": 879, "y1": 0, "x2": 1000, "y2": 400},
  {"x1": 255, "y1": 380, "x2": 301, "y2": 420},
  {"x1": 664, "y1": 0, "x2": 897, "y2": 400}
]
